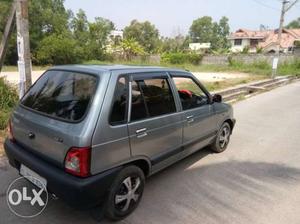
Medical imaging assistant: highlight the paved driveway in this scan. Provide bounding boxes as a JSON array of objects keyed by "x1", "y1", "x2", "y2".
[{"x1": 1, "y1": 81, "x2": 300, "y2": 224}]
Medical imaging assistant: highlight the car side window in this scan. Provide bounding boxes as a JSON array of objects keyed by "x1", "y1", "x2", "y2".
[
  {"x1": 110, "y1": 77, "x2": 127, "y2": 125},
  {"x1": 131, "y1": 78, "x2": 176, "y2": 122},
  {"x1": 172, "y1": 77, "x2": 208, "y2": 110}
]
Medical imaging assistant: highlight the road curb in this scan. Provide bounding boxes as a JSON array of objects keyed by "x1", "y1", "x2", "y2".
[{"x1": 214, "y1": 75, "x2": 300, "y2": 103}]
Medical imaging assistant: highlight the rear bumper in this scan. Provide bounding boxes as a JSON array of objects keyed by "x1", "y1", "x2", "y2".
[{"x1": 4, "y1": 139, "x2": 121, "y2": 210}]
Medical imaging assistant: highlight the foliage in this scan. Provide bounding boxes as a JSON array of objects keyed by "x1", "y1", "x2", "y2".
[
  {"x1": 161, "y1": 52, "x2": 203, "y2": 65},
  {"x1": 278, "y1": 59, "x2": 300, "y2": 76},
  {"x1": 35, "y1": 34, "x2": 81, "y2": 65},
  {"x1": 189, "y1": 16, "x2": 230, "y2": 50},
  {"x1": 286, "y1": 17, "x2": 300, "y2": 29},
  {"x1": 159, "y1": 35, "x2": 189, "y2": 53},
  {"x1": 86, "y1": 17, "x2": 115, "y2": 60},
  {"x1": 0, "y1": 78, "x2": 18, "y2": 130},
  {"x1": 124, "y1": 20, "x2": 160, "y2": 53},
  {"x1": 242, "y1": 46, "x2": 250, "y2": 54},
  {"x1": 120, "y1": 38, "x2": 146, "y2": 60},
  {"x1": 70, "y1": 9, "x2": 89, "y2": 43},
  {"x1": 256, "y1": 46, "x2": 263, "y2": 53}
]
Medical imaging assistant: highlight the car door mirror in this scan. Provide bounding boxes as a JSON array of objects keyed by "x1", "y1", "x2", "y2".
[{"x1": 213, "y1": 94, "x2": 222, "y2": 103}]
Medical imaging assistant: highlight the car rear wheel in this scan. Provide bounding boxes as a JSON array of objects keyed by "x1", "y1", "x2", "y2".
[
  {"x1": 105, "y1": 165, "x2": 145, "y2": 221},
  {"x1": 211, "y1": 122, "x2": 231, "y2": 153}
]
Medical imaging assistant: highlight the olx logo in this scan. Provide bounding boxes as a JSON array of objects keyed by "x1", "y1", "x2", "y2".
[{"x1": 6, "y1": 176, "x2": 48, "y2": 218}]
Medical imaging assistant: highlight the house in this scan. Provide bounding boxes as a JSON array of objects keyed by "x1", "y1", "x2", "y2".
[
  {"x1": 106, "y1": 30, "x2": 124, "y2": 53},
  {"x1": 189, "y1": 43, "x2": 211, "y2": 52},
  {"x1": 229, "y1": 28, "x2": 300, "y2": 53}
]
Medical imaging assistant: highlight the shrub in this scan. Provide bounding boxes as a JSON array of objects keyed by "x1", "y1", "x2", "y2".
[
  {"x1": 0, "y1": 78, "x2": 18, "y2": 130},
  {"x1": 278, "y1": 59, "x2": 300, "y2": 76},
  {"x1": 242, "y1": 46, "x2": 250, "y2": 54},
  {"x1": 35, "y1": 34, "x2": 82, "y2": 65},
  {"x1": 161, "y1": 52, "x2": 203, "y2": 65},
  {"x1": 256, "y1": 47, "x2": 263, "y2": 53},
  {"x1": 251, "y1": 60, "x2": 271, "y2": 70},
  {"x1": 228, "y1": 58, "x2": 244, "y2": 68}
]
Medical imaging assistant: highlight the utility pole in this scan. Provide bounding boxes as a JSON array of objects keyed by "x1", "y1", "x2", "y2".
[
  {"x1": 16, "y1": 0, "x2": 32, "y2": 97},
  {"x1": 0, "y1": 2, "x2": 17, "y2": 72},
  {"x1": 273, "y1": 0, "x2": 299, "y2": 78}
]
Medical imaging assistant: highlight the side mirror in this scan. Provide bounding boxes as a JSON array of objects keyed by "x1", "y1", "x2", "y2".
[{"x1": 213, "y1": 94, "x2": 222, "y2": 103}]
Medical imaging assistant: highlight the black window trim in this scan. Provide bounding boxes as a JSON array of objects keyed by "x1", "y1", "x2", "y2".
[
  {"x1": 169, "y1": 72, "x2": 213, "y2": 111},
  {"x1": 19, "y1": 69, "x2": 100, "y2": 124},
  {"x1": 128, "y1": 72, "x2": 178, "y2": 123},
  {"x1": 109, "y1": 75, "x2": 129, "y2": 126}
]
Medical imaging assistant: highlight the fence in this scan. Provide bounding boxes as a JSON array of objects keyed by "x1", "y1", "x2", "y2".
[{"x1": 134, "y1": 53, "x2": 299, "y2": 65}]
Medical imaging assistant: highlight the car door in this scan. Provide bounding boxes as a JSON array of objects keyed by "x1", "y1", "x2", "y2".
[
  {"x1": 170, "y1": 73, "x2": 217, "y2": 154},
  {"x1": 127, "y1": 72, "x2": 183, "y2": 167}
]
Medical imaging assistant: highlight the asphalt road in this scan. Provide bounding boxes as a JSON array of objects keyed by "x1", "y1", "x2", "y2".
[{"x1": 1, "y1": 81, "x2": 300, "y2": 224}]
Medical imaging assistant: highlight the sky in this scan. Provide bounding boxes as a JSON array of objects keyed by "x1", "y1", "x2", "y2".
[{"x1": 64, "y1": 0, "x2": 300, "y2": 37}]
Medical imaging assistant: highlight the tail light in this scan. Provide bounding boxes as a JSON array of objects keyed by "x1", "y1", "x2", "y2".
[
  {"x1": 8, "y1": 119, "x2": 16, "y2": 142},
  {"x1": 65, "y1": 147, "x2": 91, "y2": 177}
]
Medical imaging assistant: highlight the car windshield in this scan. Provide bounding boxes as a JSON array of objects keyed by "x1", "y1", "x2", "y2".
[{"x1": 21, "y1": 70, "x2": 98, "y2": 122}]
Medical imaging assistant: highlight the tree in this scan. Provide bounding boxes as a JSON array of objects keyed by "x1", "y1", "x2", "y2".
[
  {"x1": 124, "y1": 20, "x2": 160, "y2": 53},
  {"x1": 160, "y1": 35, "x2": 188, "y2": 53},
  {"x1": 189, "y1": 16, "x2": 230, "y2": 50},
  {"x1": 35, "y1": 33, "x2": 80, "y2": 65},
  {"x1": 189, "y1": 16, "x2": 215, "y2": 43},
  {"x1": 0, "y1": 0, "x2": 11, "y2": 38},
  {"x1": 216, "y1": 16, "x2": 230, "y2": 49},
  {"x1": 121, "y1": 38, "x2": 145, "y2": 60},
  {"x1": 29, "y1": 0, "x2": 70, "y2": 49},
  {"x1": 286, "y1": 17, "x2": 300, "y2": 28},
  {"x1": 70, "y1": 9, "x2": 89, "y2": 43},
  {"x1": 1, "y1": 0, "x2": 72, "y2": 64},
  {"x1": 87, "y1": 17, "x2": 115, "y2": 60},
  {"x1": 0, "y1": 0, "x2": 17, "y2": 64}
]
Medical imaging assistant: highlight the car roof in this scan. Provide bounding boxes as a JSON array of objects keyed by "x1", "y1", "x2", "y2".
[{"x1": 49, "y1": 64, "x2": 189, "y2": 75}]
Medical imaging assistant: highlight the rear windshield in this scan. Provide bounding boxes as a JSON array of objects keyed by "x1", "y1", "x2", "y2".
[{"x1": 21, "y1": 70, "x2": 98, "y2": 122}]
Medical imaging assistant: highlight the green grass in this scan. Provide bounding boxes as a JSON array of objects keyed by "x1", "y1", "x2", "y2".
[
  {"x1": 84, "y1": 58, "x2": 300, "y2": 77},
  {"x1": 1, "y1": 65, "x2": 49, "y2": 72},
  {"x1": 0, "y1": 77, "x2": 18, "y2": 130},
  {"x1": 2, "y1": 58, "x2": 299, "y2": 76}
]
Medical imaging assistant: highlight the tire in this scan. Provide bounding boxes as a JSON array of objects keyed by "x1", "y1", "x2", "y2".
[
  {"x1": 211, "y1": 122, "x2": 231, "y2": 153},
  {"x1": 105, "y1": 165, "x2": 145, "y2": 221}
]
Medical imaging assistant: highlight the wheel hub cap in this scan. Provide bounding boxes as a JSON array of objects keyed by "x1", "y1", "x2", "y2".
[
  {"x1": 219, "y1": 126, "x2": 230, "y2": 148},
  {"x1": 115, "y1": 177, "x2": 141, "y2": 212}
]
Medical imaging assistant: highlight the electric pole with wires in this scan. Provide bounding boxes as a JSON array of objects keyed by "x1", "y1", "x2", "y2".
[{"x1": 272, "y1": 0, "x2": 299, "y2": 78}]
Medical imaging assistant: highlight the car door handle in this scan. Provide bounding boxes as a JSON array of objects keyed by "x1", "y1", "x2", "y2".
[
  {"x1": 136, "y1": 128, "x2": 147, "y2": 134},
  {"x1": 137, "y1": 132, "x2": 148, "y2": 138},
  {"x1": 186, "y1": 115, "x2": 194, "y2": 123}
]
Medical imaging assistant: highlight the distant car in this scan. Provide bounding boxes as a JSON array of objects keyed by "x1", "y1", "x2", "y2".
[{"x1": 4, "y1": 65, "x2": 235, "y2": 220}]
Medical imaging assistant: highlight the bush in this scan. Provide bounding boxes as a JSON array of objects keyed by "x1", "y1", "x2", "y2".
[
  {"x1": 242, "y1": 46, "x2": 250, "y2": 54},
  {"x1": 35, "y1": 34, "x2": 83, "y2": 65},
  {"x1": 256, "y1": 47, "x2": 263, "y2": 54},
  {"x1": 0, "y1": 78, "x2": 18, "y2": 130},
  {"x1": 161, "y1": 52, "x2": 203, "y2": 65},
  {"x1": 251, "y1": 60, "x2": 271, "y2": 70},
  {"x1": 278, "y1": 59, "x2": 300, "y2": 76}
]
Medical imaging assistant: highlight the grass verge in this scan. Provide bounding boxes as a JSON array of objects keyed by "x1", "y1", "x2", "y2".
[{"x1": 84, "y1": 58, "x2": 300, "y2": 76}]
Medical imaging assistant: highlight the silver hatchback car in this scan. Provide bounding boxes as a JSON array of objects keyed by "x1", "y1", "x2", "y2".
[{"x1": 5, "y1": 65, "x2": 235, "y2": 220}]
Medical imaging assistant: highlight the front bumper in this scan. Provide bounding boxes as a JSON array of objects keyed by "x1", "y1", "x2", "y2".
[{"x1": 4, "y1": 139, "x2": 122, "y2": 209}]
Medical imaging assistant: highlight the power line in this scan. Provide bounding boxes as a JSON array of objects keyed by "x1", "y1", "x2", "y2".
[{"x1": 251, "y1": 0, "x2": 280, "y2": 11}]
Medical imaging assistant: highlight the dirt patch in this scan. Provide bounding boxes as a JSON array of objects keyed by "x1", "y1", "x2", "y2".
[{"x1": 193, "y1": 72, "x2": 250, "y2": 82}]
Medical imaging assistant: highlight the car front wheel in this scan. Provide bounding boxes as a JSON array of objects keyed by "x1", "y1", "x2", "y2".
[
  {"x1": 211, "y1": 122, "x2": 231, "y2": 153},
  {"x1": 105, "y1": 165, "x2": 145, "y2": 221}
]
